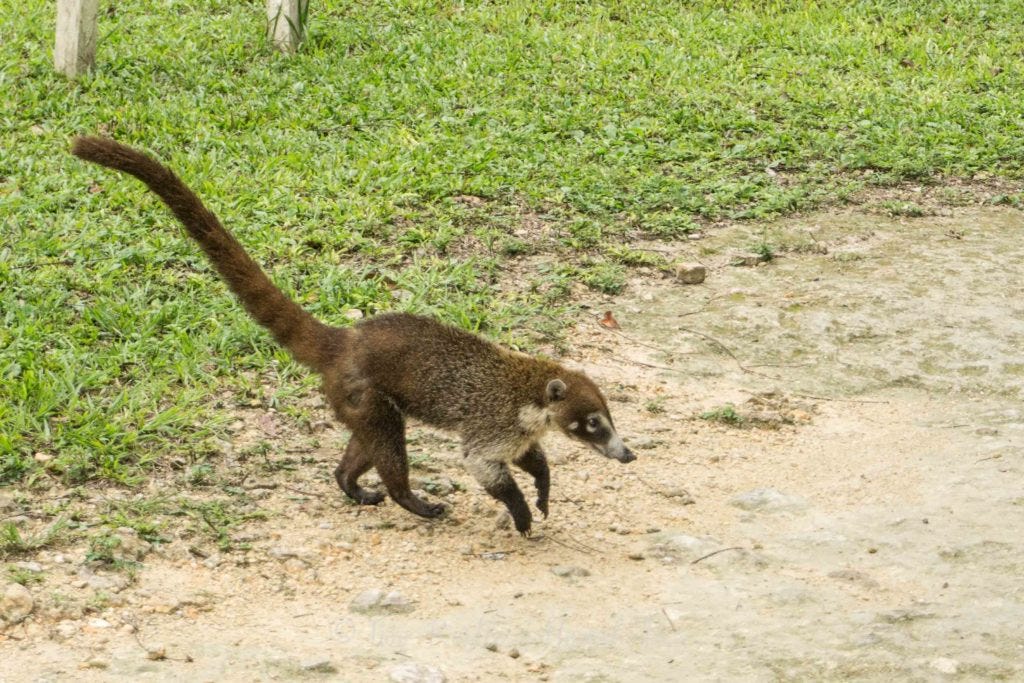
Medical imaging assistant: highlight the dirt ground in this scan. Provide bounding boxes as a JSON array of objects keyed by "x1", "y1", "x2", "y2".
[{"x1": 2, "y1": 206, "x2": 1023, "y2": 682}]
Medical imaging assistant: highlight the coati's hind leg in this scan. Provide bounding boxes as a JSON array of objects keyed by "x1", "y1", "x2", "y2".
[
  {"x1": 514, "y1": 445, "x2": 550, "y2": 518},
  {"x1": 353, "y1": 392, "x2": 445, "y2": 519},
  {"x1": 334, "y1": 438, "x2": 385, "y2": 506},
  {"x1": 465, "y1": 457, "x2": 532, "y2": 536}
]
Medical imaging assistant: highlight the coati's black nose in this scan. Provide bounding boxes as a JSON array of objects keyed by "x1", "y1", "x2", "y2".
[{"x1": 617, "y1": 448, "x2": 636, "y2": 464}]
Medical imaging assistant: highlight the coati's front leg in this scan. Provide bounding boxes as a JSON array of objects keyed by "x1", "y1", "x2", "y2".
[
  {"x1": 465, "y1": 457, "x2": 532, "y2": 535},
  {"x1": 514, "y1": 444, "x2": 550, "y2": 518},
  {"x1": 340, "y1": 391, "x2": 444, "y2": 519}
]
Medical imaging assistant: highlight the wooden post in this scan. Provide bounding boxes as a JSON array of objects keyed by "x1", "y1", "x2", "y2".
[
  {"x1": 267, "y1": 0, "x2": 307, "y2": 53},
  {"x1": 54, "y1": 0, "x2": 99, "y2": 78}
]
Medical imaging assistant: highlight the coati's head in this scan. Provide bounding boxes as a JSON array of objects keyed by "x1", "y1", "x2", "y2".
[{"x1": 544, "y1": 373, "x2": 635, "y2": 463}]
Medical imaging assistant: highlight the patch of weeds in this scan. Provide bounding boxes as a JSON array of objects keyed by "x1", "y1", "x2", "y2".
[
  {"x1": 84, "y1": 533, "x2": 140, "y2": 580},
  {"x1": 499, "y1": 238, "x2": 533, "y2": 257},
  {"x1": 187, "y1": 462, "x2": 217, "y2": 486},
  {"x1": 753, "y1": 242, "x2": 776, "y2": 263},
  {"x1": 6, "y1": 565, "x2": 44, "y2": 586},
  {"x1": 0, "y1": 519, "x2": 68, "y2": 560},
  {"x1": 562, "y1": 219, "x2": 604, "y2": 249},
  {"x1": 880, "y1": 200, "x2": 926, "y2": 217},
  {"x1": 179, "y1": 499, "x2": 267, "y2": 552},
  {"x1": 644, "y1": 397, "x2": 668, "y2": 415},
  {"x1": 604, "y1": 246, "x2": 666, "y2": 268},
  {"x1": 86, "y1": 591, "x2": 114, "y2": 613},
  {"x1": 639, "y1": 212, "x2": 699, "y2": 238},
  {"x1": 991, "y1": 193, "x2": 1024, "y2": 208},
  {"x1": 700, "y1": 404, "x2": 745, "y2": 427},
  {"x1": 572, "y1": 262, "x2": 627, "y2": 295},
  {"x1": 100, "y1": 499, "x2": 167, "y2": 544}
]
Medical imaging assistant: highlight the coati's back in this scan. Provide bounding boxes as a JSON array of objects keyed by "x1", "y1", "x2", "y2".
[{"x1": 352, "y1": 313, "x2": 554, "y2": 429}]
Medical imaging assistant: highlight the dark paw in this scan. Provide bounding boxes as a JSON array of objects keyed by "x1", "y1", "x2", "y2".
[
  {"x1": 513, "y1": 512, "x2": 532, "y2": 536},
  {"x1": 357, "y1": 490, "x2": 386, "y2": 506},
  {"x1": 536, "y1": 497, "x2": 549, "y2": 519},
  {"x1": 404, "y1": 496, "x2": 446, "y2": 519},
  {"x1": 422, "y1": 501, "x2": 446, "y2": 518}
]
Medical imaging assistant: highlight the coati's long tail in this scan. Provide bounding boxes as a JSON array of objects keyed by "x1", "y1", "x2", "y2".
[{"x1": 72, "y1": 136, "x2": 334, "y2": 371}]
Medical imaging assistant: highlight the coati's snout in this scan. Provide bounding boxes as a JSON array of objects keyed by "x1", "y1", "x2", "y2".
[{"x1": 546, "y1": 377, "x2": 636, "y2": 464}]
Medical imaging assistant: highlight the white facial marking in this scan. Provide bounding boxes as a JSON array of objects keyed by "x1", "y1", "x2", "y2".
[{"x1": 568, "y1": 421, "x2": 579, "y2": 431}]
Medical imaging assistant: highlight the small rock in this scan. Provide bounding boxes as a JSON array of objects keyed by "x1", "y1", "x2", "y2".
[
  {"x1": 416, "y1": 476, "x2": 457, "y2": 497},
  {"x1": 930, "y1": 658, "x2": 959, "y2": 675},
  {"x1": 729, "y1": 488, "x2": 807, "y2": 513},
  {"x1": 146, "y1": 646, "x2": 167, "y2": 661},
  {"x1": 732, "y1": 252, "x2": 769, "y2": 267},
  {"x1": 302, "y1": 659, "x2": 338, "y2": 674},
  {"x1": 485, "y1": 642, "x2": 499, "y2": 652},
  {"x1": 52, "y1": 620, "x2": 79, "y2": 640},
  {"x1": 111, "y1": 528, "x2": 151, "y2": 562},
  {"x1": 627, "y1": 552, "x2": 645, "y2": 561},
  {"x1": 876, "y1": 608, "x2": 936, "y2": 624},
  {"x1": 82, "y1": 658, "x2": 109, "y2": 670},
  {"x1": 350, "y1": 589, "x2": 415, "y2": 615},
  {"x1": 1, "y1": 582, "x2": 34, "y2": 625},
  {"x1": 343, "y1": 309, "x2": 364, "y2": 321},
  {"x1": 268, "y1": 546, "x2": 302, "y2": 560},
  {"x1": 388, "y1": 662, "x2": 446, "y2": 683},
  {"x1": 662, "y1": 487, "x2": 695, "y2": 505},
  {"x1": 629, "y1": 436, "x2": 658, "y2": 450},
  {"x1": 673, "y1": 263, "x2": 707, "y2": 284},
  {"x1": 651, "y1": 533, "x2": 719, "y2": 562},
  {"x1": 494, "y1": 512, "x2": 512, "y2": 530},
  {"x1": 508, "y1": 648, "x2": 521, "y2": 659},
  {"x1": 87, "y1": 618, "x2": 112, "y2": 629},
  {"x1": 551, "y1": 565, "x2": 590, "y2": 578},
  {"x1": 13, "y1": 561, "x2": 43, "y2": 574},
  {"x1": 828, "y1": 569, "x2": 880, "y2": 589}
]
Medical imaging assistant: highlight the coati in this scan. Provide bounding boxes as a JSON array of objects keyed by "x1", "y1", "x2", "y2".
[{"x1": 71, "y1": 136, "x2": 635, "y2": 535}]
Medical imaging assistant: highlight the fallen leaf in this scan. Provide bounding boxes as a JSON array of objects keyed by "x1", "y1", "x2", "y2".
[{"x1": 600, "y1": 311, "x2": 621, "y2": 330}]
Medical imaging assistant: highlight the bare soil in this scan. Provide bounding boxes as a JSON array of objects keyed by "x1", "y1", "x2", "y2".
[{"x1": 3, "y1": 206, "x2": 1023, "y2": 682}]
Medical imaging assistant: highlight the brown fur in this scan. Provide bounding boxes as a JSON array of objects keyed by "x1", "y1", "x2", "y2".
[{"x1": 71, "y1": 136, "x2": 634, "y2": 535}]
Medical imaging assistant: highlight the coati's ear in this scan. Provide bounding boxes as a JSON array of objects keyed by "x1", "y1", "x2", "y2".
[{"x1": 545, "y1": 378, "x2": 567, "y2": 403}]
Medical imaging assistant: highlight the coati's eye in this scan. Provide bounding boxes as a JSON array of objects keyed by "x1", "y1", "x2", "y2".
[{"x1": 586, "y1": 416, "x2": 601, "y2": 431}]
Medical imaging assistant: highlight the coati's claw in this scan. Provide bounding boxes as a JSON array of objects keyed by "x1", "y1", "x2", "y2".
[{"x1": 536, "y1": 498, "x2": 549, "y2": 518}]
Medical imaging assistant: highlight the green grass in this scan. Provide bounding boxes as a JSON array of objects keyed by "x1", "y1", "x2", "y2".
[
  {"x1": 3, "y1": 0, "x2": 1024, "y2": 489},
  {"x1": 700, "y1": 404, "x2": 746, "y2": 427}
]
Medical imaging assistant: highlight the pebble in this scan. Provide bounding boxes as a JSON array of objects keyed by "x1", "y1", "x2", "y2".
[
  {"x1": 729, "y1": 488, "x2": 807, "y2": 513},
  {"x1": 732, "y1": 252, "x2": 770, "y2": 267},
  {"x1": 508, "y1": 648, "x2": 521, "y2": 659},
  {"x1": 551, "y1": 565, "x2": 590, "y2": 578},
  {"x1": 82, "y1": 658, "x2": 109, "y2": 670},
  {"x1": 673, "y1": 263, "x2": 707, "y2": 284},
  {"x1": 302, "y1": 659, "x2": 338, "y2": 674},
  {"x1": 349, "y1": 589, "x2": 415, "y2": 615},
  {"x1": 1, "y1": 582, "x2": 34, "y2": 625},
  {"x1": 662, "y1": 487, "x2": 695, "y2": 505},
  {"x1": 52, "y1": 620, "x2": 79, "y2": 640},
  {"x1": 388, "y1": 662, "x2": 446, "y2": 683},
  {"x1": 485, "y1": 642, "x2": 498, "y2": 652},
  {"x1": 930, "y1": 657, "x2": 959, "y2": 675},
  {"x1": 111, "y1": 528, "x2": 152, "y2": 562},
  {"x1": 828, "y1": 569, "x2": 880, "y2": 589}
]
